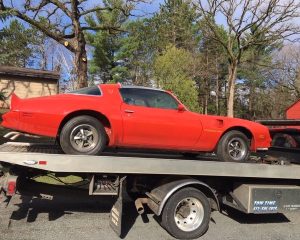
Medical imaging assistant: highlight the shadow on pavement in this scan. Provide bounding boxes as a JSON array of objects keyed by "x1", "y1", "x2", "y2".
[
  {"x1": 223, "y1": 207, "x2": 290, "y2": 224},
  {"x1": 5, "y1": 194, "x2": 148, "y2": 239},
  {"x1": 9, "y1": 195, "x2": 115, "y2": 223}
]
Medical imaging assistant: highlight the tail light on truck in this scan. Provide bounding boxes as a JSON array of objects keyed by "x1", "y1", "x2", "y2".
[{"x1": 0, "y1": 174, "x2": 18, "y2": 197}]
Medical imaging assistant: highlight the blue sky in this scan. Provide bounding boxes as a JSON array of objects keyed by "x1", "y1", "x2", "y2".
[
  {"x1": 0, "y1": 0, "x2": 163, "y2": 29},
  {"x1": 0, "y1": 0, "x2": 164, "y2": 73}
]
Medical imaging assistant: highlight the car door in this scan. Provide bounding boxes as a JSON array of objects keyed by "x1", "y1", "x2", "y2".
[{"x1": 119, "y1": 88, "x2": 203, "y2": 150}]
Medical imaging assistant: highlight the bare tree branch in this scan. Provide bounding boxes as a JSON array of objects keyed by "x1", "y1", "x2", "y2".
[
  {"x1": 0, "y1": 0, "x2": 138, "y2": 88},
  {"x1": 194, "y1": 0, "x2": 300, "y2": 117}
]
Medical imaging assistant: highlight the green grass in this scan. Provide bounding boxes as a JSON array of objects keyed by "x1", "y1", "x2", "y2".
[{"x1": 34, "y1": 175, "x2": 84, "y2": 185}]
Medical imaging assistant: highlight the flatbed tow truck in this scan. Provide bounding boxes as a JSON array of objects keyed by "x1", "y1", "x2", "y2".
[{"x1": 1, "y1": 140, "x2": 300, "y2": 239}]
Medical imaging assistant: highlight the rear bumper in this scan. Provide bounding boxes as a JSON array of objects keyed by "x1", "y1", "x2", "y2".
[
  {"x1": 1, "y1": 111, "x2": 20, "y2": 131},
  {"x1": 2, "y1": 110, "x2": 57, "y2": 138}
]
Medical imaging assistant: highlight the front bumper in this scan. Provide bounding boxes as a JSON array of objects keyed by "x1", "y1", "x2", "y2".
[{"x1": 256, "y1": 147, "x2": 269, "y2": 151}]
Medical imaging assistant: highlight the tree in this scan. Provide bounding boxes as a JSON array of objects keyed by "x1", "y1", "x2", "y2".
[
  {"x1": 151, "y1": 0, "x2": 200, "y2": 52},
  {"x1": 0, "y1": 0, "x2": 135, "y2": 89},
  {"x1": 197, "y1": 20, "x2": 228, "y2": 115},
  {"x1": 237, "y1": 26, "x2": 280, "y2": 119},
  {"x1": 117, "y1": 19, "x2": 155, "y2": 85},
  {"x1": 0, "y1": 19, "x2": 38, "y2": 67},
  {"x1": 153, "y1": 45, "x2": 200, "y2": 112},
  {"x1": 271, "y1": 44, "x2": 300, "y2": 99},
  {"x1": 196, "y1": 0, "x2": 300, "y2": 117},
  {"x1": 86, "y1": 0, "x2": 129, "y2": 83}
]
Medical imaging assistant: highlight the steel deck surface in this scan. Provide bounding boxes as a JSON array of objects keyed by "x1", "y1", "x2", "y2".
[{"x1": 0, "y1": 142, "x2": 300, "y2": 179}]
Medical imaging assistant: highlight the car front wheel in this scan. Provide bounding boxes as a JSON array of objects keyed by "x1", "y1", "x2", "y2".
[
  {"x1": 216, "y1": 130, "x2": 250, "y2": 162},
  {"x1": 59, "y1": 115, "x2": 107, "y2": 155}
]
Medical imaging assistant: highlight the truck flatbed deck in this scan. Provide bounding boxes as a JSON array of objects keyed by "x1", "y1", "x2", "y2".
[
  {"x1": 0, "y1": 142, "x2": 299, "y2": 179},
  {"x1": 2, "y1": 141, "x2": 300, "y2": 239}
]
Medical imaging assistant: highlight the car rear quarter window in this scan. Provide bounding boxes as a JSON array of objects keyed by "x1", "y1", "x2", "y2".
[
  {"x1": 119, "y1": 88, "x2": 178, "y2": 110},
  {"x1": 68, "y1": 86, "x2": 101, "y2": 96}
]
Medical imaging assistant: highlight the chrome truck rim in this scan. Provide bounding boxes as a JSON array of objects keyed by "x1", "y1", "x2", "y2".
[
  {"x1": 228, "y1": 137, "x2": 247, "y2": 161},
  {"x1": 70, "y1": 124, "x2": 99, "y2": 152},
  {"x1": 174, "y1": 197, "x2": 204, "y2": 232}
]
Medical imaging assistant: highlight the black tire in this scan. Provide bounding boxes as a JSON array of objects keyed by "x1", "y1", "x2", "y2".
[
  {"x1": 161, "y1": 187, "x2": 211, "y2": 239},
  {"x1": 216, "y1": 130, "x2": 250, "y2": 162},
  {"x1": 272, "y1": 133, "x2": 297, "y2": 148},
  {"x1": 59, "y1": 115, "x2": 107, "y2": 155}
]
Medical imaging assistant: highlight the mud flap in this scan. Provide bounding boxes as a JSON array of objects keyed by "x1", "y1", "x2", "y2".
[{"x1": 109, "y1": 177, "x2": 130, "y2": 238}]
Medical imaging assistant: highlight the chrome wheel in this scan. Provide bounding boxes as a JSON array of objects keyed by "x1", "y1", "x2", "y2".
[
  {"x1": 227, "y1": 137, "x2": 247, "y2": 161},
  {"x1": 174, "y1": 197, "x2": 204, "y2": 232},
  {"x1": 70, "y1": 124, "x2": 99, "y2": 152}
]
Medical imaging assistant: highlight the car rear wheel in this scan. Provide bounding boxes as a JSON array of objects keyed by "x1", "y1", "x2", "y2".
[
  {"x1": 59, "y1": 115, "x2": 107, "y2": 155},
  {"x1": 216, "y1": 130, "x2": 250, "y2": 162}
]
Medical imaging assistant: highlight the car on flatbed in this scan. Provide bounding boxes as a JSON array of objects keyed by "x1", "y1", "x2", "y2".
[{"x1": 1, "y1": 84, "x2": 271, "y2": 161}]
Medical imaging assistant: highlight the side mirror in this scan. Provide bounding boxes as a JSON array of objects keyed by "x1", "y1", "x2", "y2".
[{"x1": 178, "y1": 104, "x2": 185, "y2": 112}]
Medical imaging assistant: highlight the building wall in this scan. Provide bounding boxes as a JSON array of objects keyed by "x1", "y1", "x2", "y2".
[{"x1": 0, "y1": 76, "x2": 58, "y2": 108}]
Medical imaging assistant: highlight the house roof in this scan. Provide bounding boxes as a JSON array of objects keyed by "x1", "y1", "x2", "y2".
[{"x1": 0, "y1": 66, "x2": 60, "y2": 82}]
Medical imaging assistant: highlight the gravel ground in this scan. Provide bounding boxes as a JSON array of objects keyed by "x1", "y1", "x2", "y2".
[{"x1": 1, "y1": 194, "x2": 300, "y2": 240}]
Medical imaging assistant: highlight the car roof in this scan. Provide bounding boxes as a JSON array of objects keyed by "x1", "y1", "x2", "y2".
[{"x1": 120, "y1": 85, "x2": 165, "y2": 92}]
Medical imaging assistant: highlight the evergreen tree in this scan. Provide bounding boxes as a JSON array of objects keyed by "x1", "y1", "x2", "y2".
[
  {"x1": 151, "y1": 0, "x2": 200, "y2": 52},
  {"x1": 86, "y1": 0, "x2": 130, "y2": 83},
  {"x1": 0, "y1": 20, "x2": 38, "y2": 67},
  {"x1": 117, "y1": 19, "x2": 155, "y2": 85}
]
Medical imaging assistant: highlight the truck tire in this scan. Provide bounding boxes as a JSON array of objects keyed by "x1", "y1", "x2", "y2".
[
  {"x1": 59, "y1": 115, "x2": 107, "y2": 155},
  {"x1": 216, "y1": 130, "x2": 250, "y2": 162},
  {"x1": 161, "y1": 187, "x2": 211, "y2": 239}
]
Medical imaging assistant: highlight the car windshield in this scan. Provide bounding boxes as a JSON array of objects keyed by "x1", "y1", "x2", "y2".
[
  {"x1": 68, "y1": 86, "x2": 101, "y2": 96},
  {"x1": 120, "y1": 88, "x2": 179, "y2": 110}
]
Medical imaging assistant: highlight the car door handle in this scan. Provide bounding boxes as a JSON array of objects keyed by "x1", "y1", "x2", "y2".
[{"x1": 124, "y1": 109, "x2": 135, "y2": 113}]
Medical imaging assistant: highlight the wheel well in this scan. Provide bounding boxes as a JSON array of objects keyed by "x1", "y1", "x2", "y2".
[
  {"x1": 222, "y1": 127, "x2": 253, "y2": 140},
  {"x1": 189, "y1": 184, "x2": 220, "y2": 211},
  {"x1": 57, "y1": 110, "x2": 111, "y2": 138},
  {"x1": 157, "y1": 180, "x2": 220, "y2": 215},
  {"x1": 218, "y1": 126, "x2": 253, "y2": 149}
]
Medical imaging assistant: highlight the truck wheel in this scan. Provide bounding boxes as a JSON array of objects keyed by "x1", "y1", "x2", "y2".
[
  {"x1": 59, "y1": 115, "x2": 107, "y2": 155},
  {"x1": 161, "y1": 187, "x2": 211, "y2": 239},
  {"x1": 216, "y1": 130, "x2": 250, "y2": 162}
]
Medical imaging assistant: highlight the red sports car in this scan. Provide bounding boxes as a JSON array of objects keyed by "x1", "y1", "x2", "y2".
[{"x1": 2, "y1": 84, "x2": 271, "y2": 161}]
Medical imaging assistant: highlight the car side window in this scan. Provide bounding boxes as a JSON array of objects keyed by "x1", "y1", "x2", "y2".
[
  {"x1": 69, "y1": 86, "x2": 101, "y2": 96},
  {"x1": 120, "y1": 88, "x2": 178, "y2": 110}
]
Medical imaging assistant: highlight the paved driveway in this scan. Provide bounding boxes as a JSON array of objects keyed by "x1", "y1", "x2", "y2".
[{"x1": 1, "y1": 194, "x2": 300, "y2": 240}]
